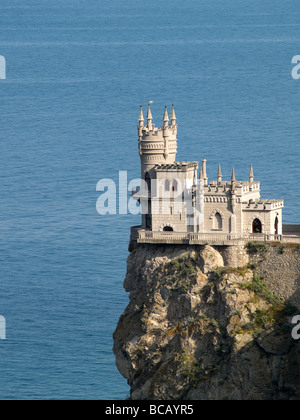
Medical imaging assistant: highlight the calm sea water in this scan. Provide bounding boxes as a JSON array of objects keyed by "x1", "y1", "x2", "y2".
[{"x1": 0, "y1": 0, "x2": 299, "y2": 400}]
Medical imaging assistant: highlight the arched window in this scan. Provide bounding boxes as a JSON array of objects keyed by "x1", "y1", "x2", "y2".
[
  {"x1": 165, "y1": 179, "x2": 170, "y2": 191},
  {"x1": 214, "y1": 212, "x2": 223, "y2": 230},
  {"x1": 253, "y1": 218, "x2": 262, "y2": 234},
  {"x1": 172, "y1": 180, "x2": 178, "y2": 192},
  {"x1": 163, "y1": 226, "x2": 173, "y2": 232}
]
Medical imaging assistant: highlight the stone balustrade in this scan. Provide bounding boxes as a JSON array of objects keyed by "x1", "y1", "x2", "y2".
[{"x1": 131, "y1": 226, "x2": 300, "y2": 246}]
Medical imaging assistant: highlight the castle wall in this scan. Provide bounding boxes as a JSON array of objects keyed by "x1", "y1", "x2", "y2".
[
  {"x1": 242, "y1": 208, "x2": 283, "y2": 235},
  {"x1": 151, "y1": 164, "x2": 198, "y2": 233},
  {"x1": 202, "y1": 201, "x2": 232, "y2": 234}
]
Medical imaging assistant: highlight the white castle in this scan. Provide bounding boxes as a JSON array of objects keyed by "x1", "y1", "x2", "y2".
[{"x1": 131, "y1": 103, "x2": 294, "y2": 246}]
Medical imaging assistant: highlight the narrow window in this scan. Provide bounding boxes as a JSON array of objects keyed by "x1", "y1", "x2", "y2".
[
  {"x1": 215, "y1": 212, "x2": 222, "y2": 230},
  {"x1": 172, "y1": 180, "x2": 178, "y2": 192},
  {"x1": 165, "y1": 179, "x2": 170, "y2": 191}
]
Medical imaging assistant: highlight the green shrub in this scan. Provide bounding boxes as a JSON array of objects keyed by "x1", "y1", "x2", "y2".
[
  {"x1": 212, "y1": 265, "x2": 251, "y2": 280},
  {"x1": 246, "y1": 242, "x2": 268, "y2": 255},
  {"x1": 241, "y1": 274, "x2": 282, "y2": 306},
  {"x1": 279, "y1": 245, "x2": 286, "y2": 255}
]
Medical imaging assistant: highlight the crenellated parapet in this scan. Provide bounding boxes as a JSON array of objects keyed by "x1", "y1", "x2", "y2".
[{"x1": 243, "y1": 199, "x2": 284, "y2": 211}]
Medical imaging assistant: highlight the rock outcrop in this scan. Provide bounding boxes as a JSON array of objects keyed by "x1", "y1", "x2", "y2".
[{"x1": 113, "y1": 243, "x2": 300, "y2": 400}]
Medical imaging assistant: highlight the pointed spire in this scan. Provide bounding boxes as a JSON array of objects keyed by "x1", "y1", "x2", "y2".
[
  {"x1": 231, "y1": 167, "x2": 236, "y2": 183},
  {"x1": 217, "y1": 164, "x2": 223, "y2": 183},
  {"x1": 249, "y1": 164, "x2": 254, "y2": 183},
  {"x1": 163, "y1": 106, "x2": 169, "y2": 127},
  {"x1": 147, "y1": 102, "x2": 153, "y2": 130},
  {"x1": 139, "y1": 105, "x2": 144, "y2": 127},
  {"x1": 147, "y1": 103, "x2": 153, "y2": 121},
  {"x1": 171, "y1": 104, "x2": 176, "y2": 126}
]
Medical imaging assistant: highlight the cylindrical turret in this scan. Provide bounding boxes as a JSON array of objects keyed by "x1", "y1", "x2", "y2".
[{"x1": 137, "y1": 104, "x2": 178, "y2": 178}]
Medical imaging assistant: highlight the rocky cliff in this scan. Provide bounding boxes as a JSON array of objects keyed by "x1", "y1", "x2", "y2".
[{"x1": 113, "y1": 243, "x2": 300, "y2": 400}]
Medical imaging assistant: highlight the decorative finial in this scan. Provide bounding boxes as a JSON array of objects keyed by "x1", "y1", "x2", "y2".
[
  {"x1": 139, "y1": 105, "x2": 144, "y2": 127},
  {"x1": 147, "y1": 102, "x2": 153, "y2": 130},
  {"x1": 163, "y1": 106, "x2": 169, "y2": 127},
  {"x1": 171, "y1": 104, "x2": 176, "y2": 126},
  {"x1": 217, "y1": 164, "x2": 222, "y2": 183},
  {"x1": 231, "y1": 167, "x2": 236, "y2": 183},
  {"x1": 249, "y1": 164, "x2": 254, "y2": 183},
  {"x1": 202, "y1": 158, "x2": 208, "y2": 186}
]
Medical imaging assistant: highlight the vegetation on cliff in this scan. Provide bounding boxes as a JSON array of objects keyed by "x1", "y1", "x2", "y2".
[{"x1": 114, "y1": 244, "x2": 300, "y2": 400}]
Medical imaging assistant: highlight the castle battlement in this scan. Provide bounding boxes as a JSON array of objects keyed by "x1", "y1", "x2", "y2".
[
  {"x1": 242, "y1": 199, "x2": 284, "y2": 211},
  {"x1": 155, "y1": 162, "x2": 199, "y2": 172}
]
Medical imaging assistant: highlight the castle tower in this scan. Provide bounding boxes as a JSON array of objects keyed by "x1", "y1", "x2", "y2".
[{"x1": 138, "y1": 104, "x2": 178, "y2": 179}]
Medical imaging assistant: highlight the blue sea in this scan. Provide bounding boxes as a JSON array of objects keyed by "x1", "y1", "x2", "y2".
[{"x1": 0, "y1": 0, "x2": 299, "y2": 400}]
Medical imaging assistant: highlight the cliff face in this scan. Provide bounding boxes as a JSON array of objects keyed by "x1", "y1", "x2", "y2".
[{"x1": 113, "y1": 243, "x2": 300, "y2": 400}]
